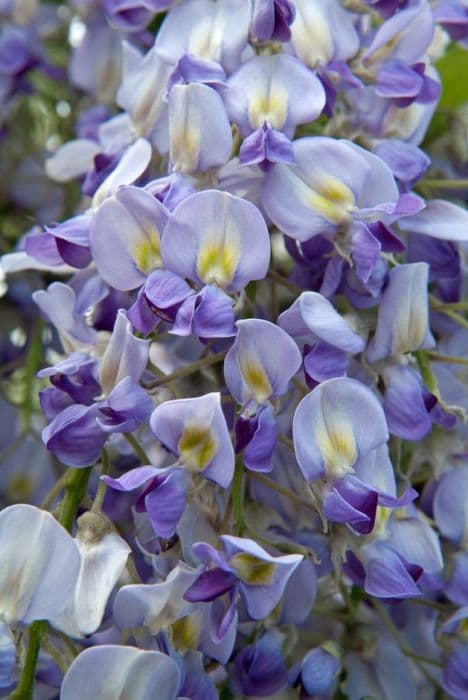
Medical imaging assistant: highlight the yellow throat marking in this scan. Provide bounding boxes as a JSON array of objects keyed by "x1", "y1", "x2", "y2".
[{"x1": 178, "y1": 423, "x2": 217, "y2": 472}]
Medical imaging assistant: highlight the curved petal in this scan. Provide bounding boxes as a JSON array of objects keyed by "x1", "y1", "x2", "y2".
[
  {"x1": 278, "y1": 292, "x2": 365, "y2": 353},
  {"x1": 169, "y1": 82, "x2": 232, "y2": 173},
  {"x1": 225, "y1": 53, "x2": 325, "y2": 135},
  {"x1": 150, "y1": 392, "x2": 234, "y2": 487},
  {"x1": 293, "y1": 377, "x2": 389, "y2": 481},
  {"x1": 161, "y1": 190, "x2": 270, "y2": 292},
  {"x1": 224, "y1": 318, "x2": 302, "y2": 404},
  {"x1": 90, "y1": 186, "x2": 168, "y2": 291},
  {"x1": 0, "y1": 505, "x2": 80, "y2": 625},
  {"x1": 61, "y1": 645, "x2": 180, "y2": 700}
]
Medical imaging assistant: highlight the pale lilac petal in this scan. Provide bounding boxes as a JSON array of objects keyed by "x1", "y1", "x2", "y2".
[
  {"x1": 263, "y1": 137, "x2": 397, "y2": 242},
  {"x1": 243, "y1": 404, "x2": 278, "y2": 472},
  {"x1": 433, "y1": 467, "x2": 468, "y2": 544},
  {"x1": 382, "y1": 363, "x2": 432, "y2": 440},
  {"x1": 52, "y1": 521, "x2": 130, "y2": 637},
  {"x1": 61, "y1": 645, "x2": 180, "y2": 700},
  {"x1": 224, "y1": 53, "x2": 325, "y2": 136},
  {"x1": 293, "y1": 378, "x2": 389, "y2": 481},
  {"x1": 161, "y1": 189, "x2": 270, "y2": 292},
  {"x1": 171, "y1": 285, "x2": 236, "y2": 338},
  {"x1": 97, "y1": 376, "x2": 153, "y2": 433},
  {"x1": 155, "y1": 0, "x2": 251, "y2": 73},
  {"x1": 169, "y1": 82, "x2": 232, "y2": 173},
  {"x1": 90, "y1": 185, "x2": 168, "y2": 291},
  {"x1": 367, "y1": 263, "x2": 435, "y2": 362},
  {"x1": 100, "y1": 309, "x2": 149, "y2": 395},
  {"x1": 103, "y1": 466, "x2": 168, "y2": 492},
  {"x1": 364, "y1": 547, "x2": 421, "y2": 599},
  {"x1": 92, "y1": 138, "x2": 152, "y2": 207},
  {"x1": 388, "y1": 515, "x2": 443, "y2": 574},
  {"x1": 33, "y1": 282, "x2": 96, "y2": 344},
  {"x1": 221, "y1": 535, "x2": 303, "y2": 620},
  {"x1": 113, "y1": 563, "x2": 200, "y2": 631},
  {"x1": 398, "y1": 199, "x2": 468, "y2": 242},
  {"x1": 224, "y1": 318, "x2": 302, "y2": 404},
  {"x1": 42, "y1": 404, "x2": 107, "y2": 468},
  {"x1": 303, "y1": 341, "x2": 348, "y2": 385},
  {"x1": 363, "y1": 1, "x2": 434, "y2": 64},
  {"x1": 117, "y1": 47, "x2": 173, "y2": 147},
  {"x1": 150, "y1": 392, "x2": 235, "y2": 487},
  {"x1": 278, "y1": 292, "x2": 365, "y2": 353},
  {"x1": 145, "y1": 468, "x2": 188, "y2": 537},
  {"x1": 0, "y1": 505, "x2": 80, "y2": 625},
  {"x1": 290, "y1": 0, "x2": 359, "y2": 67},
  {"x1": 45, "y1": 139, "x2": 101, "y2": 182}
]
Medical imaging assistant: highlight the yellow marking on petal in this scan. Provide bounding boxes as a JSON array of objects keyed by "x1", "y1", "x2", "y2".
[
  {"x1": 230, "y1": 553, "x2": 276, "y2": 586},
  {"x1": 393, "y1": 300, "x2": 426, "y2": 356},
  {"x1": 307, "y1": 175, "x2": 356, "y2": 224},
  {"x1": 197, "y1": 240, "x2": 240, "y2": 288},
  {"x1": 292, "y1": 4, "x2": 334, "y2": 68},
  {"x1": 134, "y1": 229, "x2": 161, "y2": 273},
  {"x1": 373, "y1": 505, "x2": 391, "y2": 538},
  {"x1": 171, "y1": 615, "x2": 201, "y2": 651},
  {"x1": 459, "y1": 619, "x2": 468, "y2": 640},
  {"x1": 178, "y1": 423, "x2": 217, "y2": 472},
  {"x1": 240, "y1": 355, "x2": 273, "y2": 404},
  {"x1": 171, "y1": 127, "x2": 201, "y2": 174},
  {"x1": 316, "y1": 418, "x2": 357, "y2": 479},
  {"x1": 249, "y1": 90, "x2": 288, "y2": 130}
]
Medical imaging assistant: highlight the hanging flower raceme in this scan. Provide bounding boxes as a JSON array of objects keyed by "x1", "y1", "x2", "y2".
[{"x1": 2, "y1": 0, "x2": 468, "y2": 694}]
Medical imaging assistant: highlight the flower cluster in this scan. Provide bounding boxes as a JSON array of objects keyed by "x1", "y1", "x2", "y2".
[{"x1": 1, "y1": 0, "x2": 468, "y2": 698}]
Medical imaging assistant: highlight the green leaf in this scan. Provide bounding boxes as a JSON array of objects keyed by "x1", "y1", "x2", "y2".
[{"x1": 436, "y1": 45, "x2": 468, "y2": 109}]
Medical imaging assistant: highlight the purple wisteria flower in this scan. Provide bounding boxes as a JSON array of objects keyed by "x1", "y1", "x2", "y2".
[{"x1": 2, "y1": 0, "x2": 468, "y2": 696}]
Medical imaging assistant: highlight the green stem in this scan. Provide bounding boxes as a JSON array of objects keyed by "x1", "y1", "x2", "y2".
[
  {"x1": 60, "y1": 467, "x2": 92, "y2": 532},
  {"x1": 246, "y1": 471, "x2": 318, "y2": 512},
  {"x1": 428, "y1": 352, "x2": 468, "y2": 366},
  {"x1": 267, "y1": 268, "x2": 302, "y2": 295},
  {"x1": 124, "y1": 433, "x2": 150, "y2": 464},
  {"x1": 40, "y1": 470, "x2": 69, "y2": 509},
  {"x1": 92, "y1": 448, "x2": 110, "y2": 513},
  {"x1": 232, "y1": 461, "x2": 245, "y2": 536},
  {"x1": 22, "y1": 321, "x2": 42, "y2": 427},
  {"x1": 146, "y1": 351, "x2": 226, "y2": 389},
  {"x1": 10, "y1": 620, "x2": 47, "y2": 700},
  {"x1": 415, "y1": 350, "x2": 438, "y2": 394},
  {"x1": 430, "y1": 295, "x2": 468, "y2": 329},
  {"x1": 421, "y1": 178, "x2": 468, "y2": 189},
  {"x1": 431, "y1": 301, "x2": 468, "y2": 311}
]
